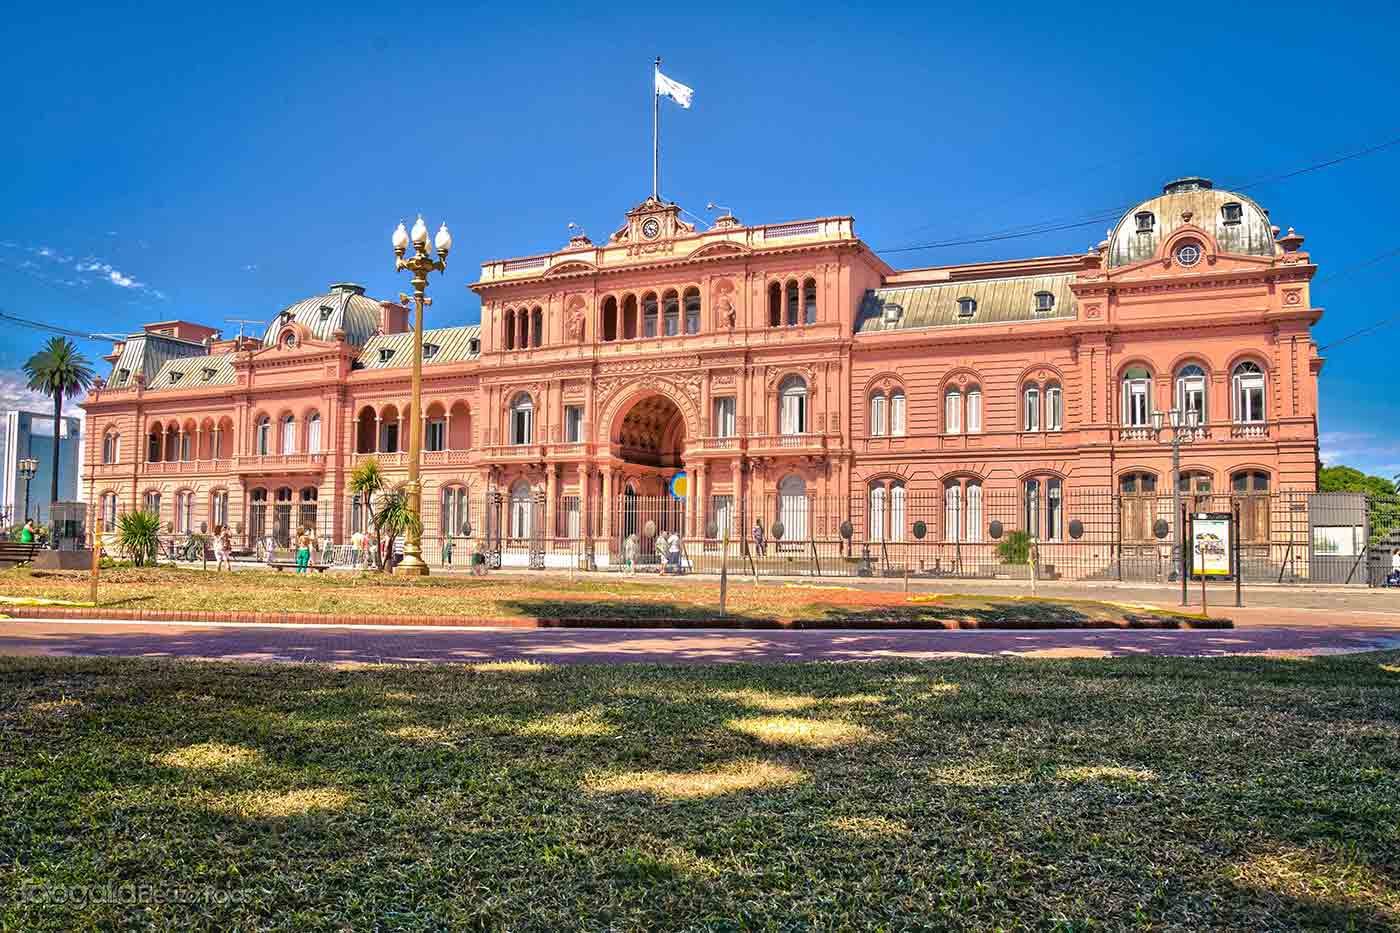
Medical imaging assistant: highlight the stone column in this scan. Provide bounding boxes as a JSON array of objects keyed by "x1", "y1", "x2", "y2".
[
  {"x1": 695, "y1": 463, "x2": 708, "y2": 537},
  {"x1": 686, "y1": 461, "x2": 698, "y2": 537},
  {"x1": 545, "y1": 464, "x2": 558, "y2": 541},
  {"x1": 601, "y1": 468, "x2": 614, "y2": 544}
]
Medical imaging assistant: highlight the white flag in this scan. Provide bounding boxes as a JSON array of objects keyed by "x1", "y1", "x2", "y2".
[{"x1": 655, "y1": 70, "x2": 694, "y2": 109}]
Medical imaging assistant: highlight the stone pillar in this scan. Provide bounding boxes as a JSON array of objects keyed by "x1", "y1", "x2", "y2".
[
  {"x1": 686, "y1": 461, "x2": 698, "y2": 537},
  {"x1": 695, "y1": 463, "x2": 708, "y2": 536},
  {"x1": 545, "y1": 464, "x2": 558, "y2": 541},
  {"x1": 375, "y1": 417, "x2": 382, "y2": 453},
  {"x1": 601, "y1": 468, "x2": 614, "y2": 544}
]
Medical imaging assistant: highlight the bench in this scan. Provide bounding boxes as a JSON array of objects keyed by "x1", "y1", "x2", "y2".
[
  {"x1": 263, "y1": 548, "x2": 330, "y2": 573},
  {"x1": 0, "y1": 541, "x2": 40, "y2": 569}
]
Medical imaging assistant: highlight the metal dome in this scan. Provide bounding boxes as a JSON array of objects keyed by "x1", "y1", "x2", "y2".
[
  {"x1": 262, "y1": 283, "x2": 384, "y2": 347},
  {"x1": 1106, "y1": 178, "x2": 1276, "y2": 268}
]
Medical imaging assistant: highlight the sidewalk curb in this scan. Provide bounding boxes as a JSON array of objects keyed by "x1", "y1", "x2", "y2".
[{"x1": 5, "y1": 605, "x2": 1233, "y2": 630}]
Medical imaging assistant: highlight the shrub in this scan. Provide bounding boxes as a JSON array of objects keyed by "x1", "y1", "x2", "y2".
[
  {"x1": 116, "y1": 510, "x2": 162, "y2": 567},
  {"x1": 997, "y1": 530, "x2": 1032, "y2": 565}
]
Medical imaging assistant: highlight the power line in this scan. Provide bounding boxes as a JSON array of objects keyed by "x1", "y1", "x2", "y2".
[
  {"x1": 0, "y1": 309, "x2": 126, "y2": 342},
  {"x1": 1320, "y1": 312, "x2": 1400, "y2": 352},
  {"x1": 877, "y1": 131, "x2": 1400, "y2": 257}
]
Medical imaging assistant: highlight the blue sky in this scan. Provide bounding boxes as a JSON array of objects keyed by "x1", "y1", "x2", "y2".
[{"x1": 2, "y1": 1, "x2": 1397, "y2": 474}]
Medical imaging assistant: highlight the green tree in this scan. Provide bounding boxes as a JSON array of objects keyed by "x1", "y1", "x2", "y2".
[
  {"x1": 374, "y1": 482, "x2": 421, "y2": 571},
  {"x1": 1318, "y1": 465, "x2": 1397, "y2": 497},
  {"x1": 349, "y1": 458, "x2": 387, "y2": 571},
  {"x1": 997, "y1": 530, "x2": 1032, "y2": 565},
  {"x1": 115, "y1": 510, "x2": 161, "y2": 567},
  {"x1": 22, "y1": 337, "x2": 95, "y2": 514}
]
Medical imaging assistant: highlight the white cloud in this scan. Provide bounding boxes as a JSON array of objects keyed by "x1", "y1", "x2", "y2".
[
  {"x1": 1, "y1": 240, "x2": 162, "y2": 299},
  {"x1": 0, "y1": 370, "x2": 55, "y2": 414},
  {"x1": 1320, "y1": 431, "x2": 1400, "y2": 477},
  {"x1": 75, "y1": 259, "x2": 142, "y2": 289}
]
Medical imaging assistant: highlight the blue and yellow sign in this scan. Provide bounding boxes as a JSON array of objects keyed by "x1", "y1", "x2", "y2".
[{"x1": 669, "y1": 472, "x2": 688, "y2": 499}]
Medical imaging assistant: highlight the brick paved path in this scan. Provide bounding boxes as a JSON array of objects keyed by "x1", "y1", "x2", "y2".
[{"x1": 2, "y1": 619, "x2": 1397, "y2": 666}]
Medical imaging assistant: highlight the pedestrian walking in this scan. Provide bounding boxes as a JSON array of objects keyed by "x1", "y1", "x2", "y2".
[
  {"x1": 295, "y1": 528, "x2": 312, "y2": 573},
  {"x1": 213, "y1": 524, "x2": 233, "y2": 572},
  {"x1": 668, "y1": 530, "x2": 683, "y2": 575},
  {"x1": 752, "y1": 519, "x2": 766, "y2": 557},
  {"x1": 623, "y1": 533, "x2": 639, "y2": 574},
  {"x1": 653, "y1": 531, "x2": 668, "y2": 573},
  {"x1": 18, "y1": 519, "x2": 36, "y2": 544}
]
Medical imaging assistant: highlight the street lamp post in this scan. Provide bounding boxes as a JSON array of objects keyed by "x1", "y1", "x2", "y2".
[
  {"x1": 391, "y1": 215, "x2": 452, "y2": 577},
  {"x1": 1151, "y1": 407, "x2": 1200, "y2": 594},
  {"x1": 18, "y1": 458, "x2": 38, "y2": 523}
]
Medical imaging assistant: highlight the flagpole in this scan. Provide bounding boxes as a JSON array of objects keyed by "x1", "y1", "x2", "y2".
[{"x1": 652, "y1": 56, "x2": 661, "y2": 199}]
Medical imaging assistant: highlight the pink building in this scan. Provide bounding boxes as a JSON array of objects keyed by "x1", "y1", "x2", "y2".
[{"x1": 81, "y1": 178, "x2": 1321, "y2": 573}]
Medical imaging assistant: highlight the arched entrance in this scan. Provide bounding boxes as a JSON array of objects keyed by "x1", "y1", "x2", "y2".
[{"x1": 611, "y1": 392, "x2": 689, "y2": 566}]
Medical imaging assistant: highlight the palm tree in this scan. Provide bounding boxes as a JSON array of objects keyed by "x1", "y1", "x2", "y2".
[
  {"x1": 115, "y1": 510, "x2": 162, "y2": 567},
  {"x1": 22, "y1": 337, "x2": 95, "y2": 517},
  {"x1": 349, "y1": 457, "x2": 386, "y2": 571},
  {"x1": 375, "y1": 482, "x2": 421, "y2": 573}
]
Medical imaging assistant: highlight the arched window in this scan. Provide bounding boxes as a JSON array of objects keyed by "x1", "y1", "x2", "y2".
[
  {"x1": 683, "y1": 287, "x2": 701, "y2": 335},
  {"x1": 967, "y1": 387, "x2": 982, "y2": 434},
  {"x1": 256, "y1": 416, "x2": 272, "y2": 456},
  {"x1": 1121, "y1": 366, "x2": 1152, "y2": 427},
  {"x1": 890, "y1": 389, "x2": 906, "y2": 437},
  {"x1": 869, "y1": 392, "x2": 887, "y2": 437},
  {"x1": 1179, "y1": 470, "x2": 1213, "y2": 511},
  {"x1": 306, "y1": 412, "x2": 321, "y2": 453},
  {"x1": 298, "y1": 487, "x2": 318, "y2": 532},
  {"x1": 179, "y1": 428, "x2": 192, "y2": 462},
  {"x1": 530, "y1": 307, "x2": 543, "y2": 347},
  {"x1": 779, "y1": 376, "x2": 808, "y2": 435},
  {"x1": 147, "y1": 424, "x2": 162, "y2": 462},
  {"x1": 174, "y1": 489, "x2": 193, "y2": 534},
  {"x1": 785, "y1": 280, "x2": 800, "y2": 326},
  {"x1": 1020, "y1": 476, "x2": 1063, "y2": 540},
  {"x1": 101, "y1": 492, "x2": 118, "y2": 528},
  {"x1": 945, "y1": 388, "x2": 962, "y2": 434},
  {"x1": 503, "y1": 308, "x2": 516, "y2": 351},
  {"x1": 440, "y1": 484, "x2": 470, "y2": 537},
  {"x1": 1023, "y1": 384, "x2": 1041, "y2": 432},
  {"x1": 662, "y1": 289, "x2": 680, "y2": 337},
  {"x1": 425, "y1": 409, "x2": 446, "y2": 452},
  {"x1": 102, "y1": 430, "x2": 119, "y2": 464},
  {"x1": 1119, "y1": 471, "x2": 1157, "y2": 542},
  {"x1": 777, "y1": 474, "x2": 809, "y2": 541},
  {"x1": 602, "y1": 296, "x2": 618, "y2": 342},
  {"x1": 1045, "y1": 382, "x2": 1063, "y2": 432},
  {"x1": 643, "y1": 292, "x2": 659, "y2": 337},
  {"x1": 1175, "y1": 364, "x2": 1207, "y2": 425},
  {"x1": 249, "y1": 488, "x2": 268, "y2": 541},
  {"x1": 511, "y1": 394, "x2": 534, "y2": 445},
  {"x1": 889, "y1": 483, "x2": 906, "y2": 543},
  {"x1": 1232, "y1": 361, "x2": 1266, "y2": 423},
  {"x1": 768, "y1": 282, "x2": 782, "y2": 327},
  {"x1": 509, "y1": 480, "x2": 533, "y2": 539},
  {"x1": 211, "y1": 489, "x2": 228, "y2": 530},
  {"x1": 280, "y1": 414, "x2": 296, "y2": 454},
  {"x1": 143, "y1": 490, "x2": 161, "y2": 516},
  {"x1": 802, "y1": 278, "x2": 817, "y2": 324},
  {"x1": 966, "y1": 481, "x2": 983, "y2": 542},
  {"x1": 356, "y1": 407, "x2": 376, "y2": 454}
]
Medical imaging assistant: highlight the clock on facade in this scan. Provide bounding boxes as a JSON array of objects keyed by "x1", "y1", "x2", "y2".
[
  {"x1": 641, "y1": 218, "x2": 661, "y2": 239},
  {"x1": 1175, "y1": 241, "x2": 1203, "y2": 267}
]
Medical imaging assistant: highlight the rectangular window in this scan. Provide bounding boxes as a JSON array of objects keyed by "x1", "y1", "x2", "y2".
[
  {"x1": 512, "y1": 408, "x2": 532, "y2": 445},
  {"x1": 944, "y1": 484, "x2": 961, "y2": 543},
  {"x1": 1123, "y1": 379, "x2": 1150, "y2": 426},
  {"x1": 643, "y1": 295, "x2": 658, "y2": 337},
  {"x1": 944, "y1": 392, "x2": 961, "y2": 434},
  {"x1": 565, "y1": 405, "x2": 583, "y2": 443},
  {"x1": 180, "y1": 434, "x2": 192, "y2": 462},
  {"x1": 663, "y1": 294, "x2": 680, "y2": 336},
  {"x1": 281, "y1": 418, "x2": 295, "y2": 454},
  {"x1": 1046, "y1": 386, "x2": 1063, "y2": 431},
  {"x1": 710, "y1": 494, "x2": 734, "y2": 538},
  {"x1": 426, "y1": 420, "x2": 445, "y2": 452},
  {"x1": 684, "y1": 292, "x2": 701, "y2": 334},
  {"x1": 307, "y1": 417, "x2": 322, "y2": 452},
  {"x1": 1024, "y1": 389, "x2": 1040, "y2": 432},
  {"x1": 1046, "y1": 479, "x2": 1063, "y2": 540},
  {"x1": 712, "y1": 397, "x2": 735, "y2": 437},
  {"x1": 870, "y1": 394, "x2": 886, "y2": 437},
  {"x1": 1235, "y1": 376, "x2": 1265, "y2": 422},
  {"x1": 781, "y1": 393, "x2": 806, "y2": 435},
  {"x1": 967, "y1": 390, "x2": 982, "y2": 434},
  {"x1": 890, "y1": 392, "x2": 905, "y2": 437},
  {"x1": 1178, "y1": 377, "x2": 1206, "y2": 424}
]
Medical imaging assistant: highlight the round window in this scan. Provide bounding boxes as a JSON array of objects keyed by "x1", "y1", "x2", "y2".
[
  {"x1": 282, "y1": 330, "x2": 297, "y2": 347},
  {"x1": 1175, "y1": 241, "x2": 1203, "y2": 267}
]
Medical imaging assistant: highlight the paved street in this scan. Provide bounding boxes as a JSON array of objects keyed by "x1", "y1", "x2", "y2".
[{"x1": 2, "y1": 618, "x2": 1398, "y2": 666}]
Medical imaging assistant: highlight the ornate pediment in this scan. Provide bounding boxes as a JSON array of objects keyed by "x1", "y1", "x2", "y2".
[
  {"x1": 544, "y1": 260, "x2": 597, "y2": 277},
  {"x1": 688, "y1": 240, "x2": 750, "y2": 260}
]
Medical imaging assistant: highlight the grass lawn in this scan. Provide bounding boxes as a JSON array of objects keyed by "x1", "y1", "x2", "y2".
[
  {"x1": 2, "y1": 653, "x2": 1397, "y2": 929},
  {"x1": 0, "y1": 566, "x2": 1212, "y2": 627}
]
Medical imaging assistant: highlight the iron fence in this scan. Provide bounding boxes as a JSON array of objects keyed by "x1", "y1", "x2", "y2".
[{"x1": 81, "y1": 488, "x2": 1400, "y2": 586}]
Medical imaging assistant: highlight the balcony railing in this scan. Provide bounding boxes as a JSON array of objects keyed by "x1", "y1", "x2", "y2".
[
  {"x1": 138, "y1": 458, "x2": 234, "y2": 474},
  {"x1": 1230, "y1": 422, "x2": 1270, "y2": 439},
  {"x1": 746, "y1": 433, "x2": 829, "y2": 454},
  {"x1": 236, "y1": 453, "x2": 327, "y2": 472}
]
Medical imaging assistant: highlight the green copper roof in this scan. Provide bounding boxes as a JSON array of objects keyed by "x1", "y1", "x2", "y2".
[
  {"x1": 104, "y1": 333, "x2": 209, "y2": 388},
  {"x1": 855, "y1": 273, "x2": 1077, "y2": 334},
  {"x1": 356, "y1": 325, "x2": 481, "y2": 370},
  {"x1": 1107, "y1": 179, "x2": 1275, "y2": 268},
  {"x1": 263, "y1": 283, "x2": 385, "y2": 347},
  {"x1": 145, "y1": 352, "x2": 237, "y2": 391}
]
